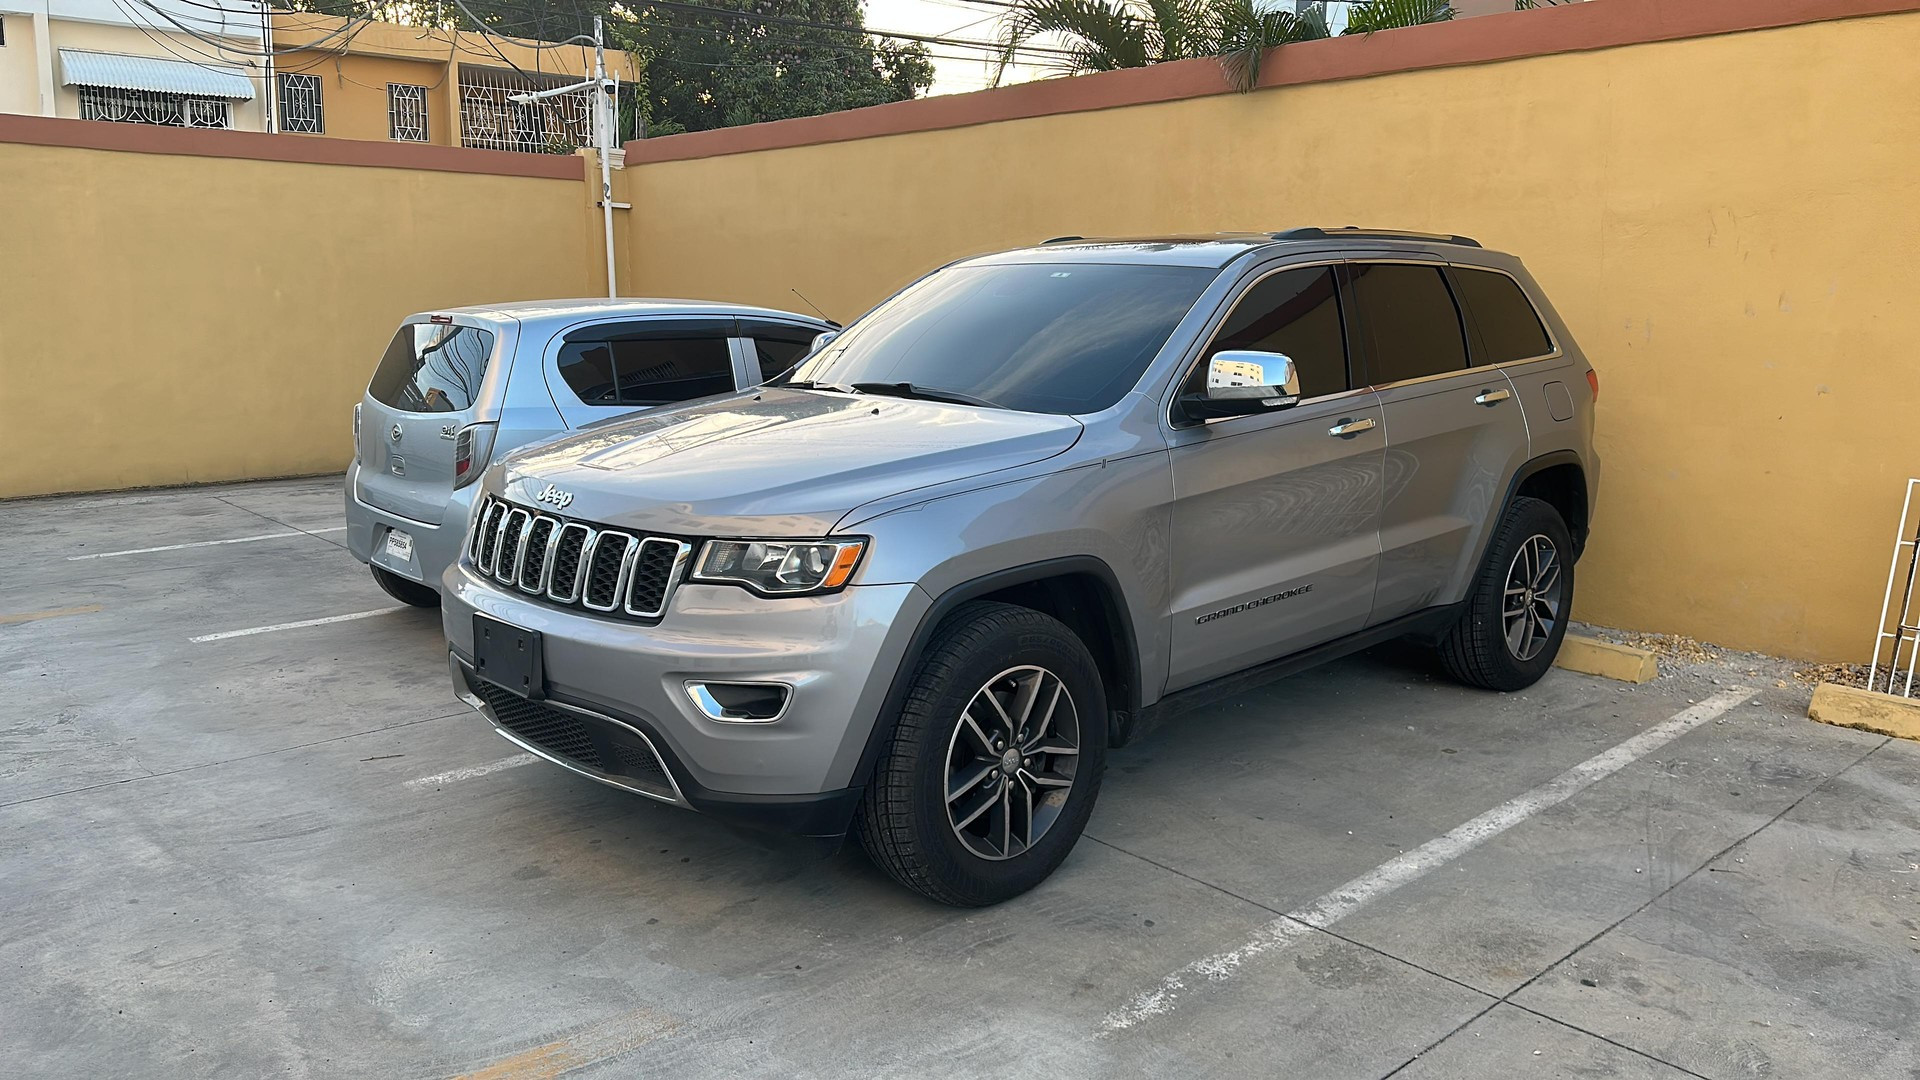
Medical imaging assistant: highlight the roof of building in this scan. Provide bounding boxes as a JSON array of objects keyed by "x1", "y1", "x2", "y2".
[{"x1": 58, "y1": 49, "x2": 256, "y2": 101}]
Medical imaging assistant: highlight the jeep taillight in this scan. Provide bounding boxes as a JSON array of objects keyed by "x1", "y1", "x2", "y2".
[
  {"x1": 1585, "y1": 369, "x2": 1599, "y2": 402},
  {"x1": 453, "y1": 423, "x2": 496, "y2": 489}
]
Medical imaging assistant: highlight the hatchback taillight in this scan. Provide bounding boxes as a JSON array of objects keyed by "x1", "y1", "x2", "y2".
[{"x1": 453, "y1": 423, "x2": 496, "y2": 489}]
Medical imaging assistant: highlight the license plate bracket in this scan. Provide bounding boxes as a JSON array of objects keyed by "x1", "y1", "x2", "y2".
[
  {"x1": 383, "y1": 529, "x2": 414, "y2": 563},
  {"x1": 473, "y1": 614, "x2": 544, "y2": 699}
]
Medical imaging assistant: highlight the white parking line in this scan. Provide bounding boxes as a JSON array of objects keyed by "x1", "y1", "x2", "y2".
[
  {"x1": 406, "y1": 754, "x2": 536, "y2": 790},
  {"x1": 68, "y1": 527, "x2": 347, "y2": 560},
  {"x1": 1100, "y1": 686, "x2": 1759, "y2": 1033},
  {"x1": 190, "y1": 606, "x2": 407, "y2": 643}
]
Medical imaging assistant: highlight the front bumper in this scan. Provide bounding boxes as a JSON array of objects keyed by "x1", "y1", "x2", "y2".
[
  {"x1": 441, "y1": 560, "x2": 930, "y2": 832},
  {"x1": 343, "y1": 461, "x2": 478, "y2": 589}
]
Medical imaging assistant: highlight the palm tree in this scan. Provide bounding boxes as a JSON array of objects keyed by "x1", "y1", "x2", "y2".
[{"x1": 996, "y1": 0, "x2": 1455, "y2": 93}]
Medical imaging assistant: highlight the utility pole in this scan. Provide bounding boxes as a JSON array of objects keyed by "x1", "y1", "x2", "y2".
[
  {"x1": 594, "y1": 15, "x2": 616, "y2": 299},
  {"x1": 508, "y1": 19, "x2": 620, "y2": 298},
  {"x1": 260, "y1": 0, "x2": 277, "y2": 133}
]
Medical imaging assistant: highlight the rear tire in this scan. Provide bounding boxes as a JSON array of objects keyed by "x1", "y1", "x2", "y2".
[
  {"x1": 371, "y1": 565, "x2": 440, "y2": 608},
  {"x1": 1437, "y1": 496, "x2": 1573, "y2": 691},
  {"x1": 856, "y1": 601, "x2": 1106, "y2": 906}
]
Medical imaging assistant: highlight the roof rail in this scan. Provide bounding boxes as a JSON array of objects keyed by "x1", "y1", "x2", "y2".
[
  {"x1": 1269, "y1": 226, "x2": 1482, "y2": 248},
  {"x1": 1039, "y1": 235, "x2": 1085, "y2": 245}
]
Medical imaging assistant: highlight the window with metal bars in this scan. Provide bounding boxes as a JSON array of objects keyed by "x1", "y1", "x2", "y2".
[
  {"x1": 78, "y1": 86, "x2": 230, "y2": 129},
  {"x1": 387, "y1": 83, "x2": 428, "y2": 142},
  {"x1": 457, "y1": 65, "x2": 590, "y2": 154},
  {"x1": 278, "y1": 72, "x2": 322, "y2": 133}
]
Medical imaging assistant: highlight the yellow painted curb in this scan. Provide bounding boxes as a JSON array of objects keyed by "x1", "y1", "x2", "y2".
[
  {"x1": 1554, "y1": 635, "x2": 1658, "y2": 683},
  {"x1": 1807, "y1": 682, "x2": 1920, "y2": 741}
]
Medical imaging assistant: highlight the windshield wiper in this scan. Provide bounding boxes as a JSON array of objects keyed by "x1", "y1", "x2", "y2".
[
  {"x1": 782, "y1": 380, "x2": 859, "y2": 394},
  {"x1": 850, "y1": 382, "x2": 1006, "y2": 410}
]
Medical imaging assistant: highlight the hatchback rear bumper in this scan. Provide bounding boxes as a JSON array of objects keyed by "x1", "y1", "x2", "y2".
[{"x1": 343, "y1": 462, "x2": 478, "y2": 589}]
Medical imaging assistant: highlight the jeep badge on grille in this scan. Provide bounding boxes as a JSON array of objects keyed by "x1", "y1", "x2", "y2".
[{"x1": 533, "y1": 483, "x2": 574, "y2": 510}]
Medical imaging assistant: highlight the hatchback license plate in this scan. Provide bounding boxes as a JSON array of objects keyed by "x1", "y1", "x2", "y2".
[
  {"x1": 384, "y1": 529, "x2": 414, "y2": 562},
  {"x1": 473, "y1": 614, "x2": 543, "y2": 699}
]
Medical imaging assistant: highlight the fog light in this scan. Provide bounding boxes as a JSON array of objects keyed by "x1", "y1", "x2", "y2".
[{"x1": 685, "y1": 681, "x2": 790, "y2": 723}]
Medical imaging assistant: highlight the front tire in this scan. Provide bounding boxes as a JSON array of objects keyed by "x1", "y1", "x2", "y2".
[
  {"x1": 1437, "y1": 496, "x2": 1574, "y2": 691},
  {"x1": 371, "y1": 565, "x2": 440, "y2": 608},
  {"x1": 857, "y1": 601, "x2": 1106, "y2": 906}
]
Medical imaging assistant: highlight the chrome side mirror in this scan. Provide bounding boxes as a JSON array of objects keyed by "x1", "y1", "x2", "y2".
[
  {"x1": 1181, "y1": 350, "x2": 1301, "y2": 420},
  {"x1": 809, "y1": 330, "x2": 840, "y2": 356}
]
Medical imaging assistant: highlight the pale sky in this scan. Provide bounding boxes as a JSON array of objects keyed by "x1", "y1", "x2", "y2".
[{"x1": 862, "y1": 0, "x2": 1052, "y2": 96}]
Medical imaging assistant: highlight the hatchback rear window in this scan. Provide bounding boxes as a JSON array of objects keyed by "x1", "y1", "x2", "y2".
[{"x1": 367, "y1": 322, "x2": 496, "y2": 412}]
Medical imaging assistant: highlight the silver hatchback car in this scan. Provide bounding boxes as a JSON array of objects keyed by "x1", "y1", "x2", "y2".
[{"x1": 344, "y1": 299, "x2": 831, "y2": 605}]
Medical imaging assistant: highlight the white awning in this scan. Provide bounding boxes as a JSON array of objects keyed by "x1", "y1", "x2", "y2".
[{"x1": 59, "y1": 49, "x2": 256, "y2": 101}]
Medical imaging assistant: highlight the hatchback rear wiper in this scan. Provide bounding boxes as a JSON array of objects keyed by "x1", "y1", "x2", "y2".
[{"x1": 850, "y1": 382, "x2": 1006, "y2": 410}]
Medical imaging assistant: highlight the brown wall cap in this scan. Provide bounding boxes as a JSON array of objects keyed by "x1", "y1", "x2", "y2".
[
  {"x1": 0, "y1": 113, "x2": 587, "y2": 180},
  {"x1": 623, "y1": 0, "x2": 1919, "y2": 165}
]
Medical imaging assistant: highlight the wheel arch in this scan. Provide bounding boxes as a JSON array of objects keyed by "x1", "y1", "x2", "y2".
[
  {"x1": 852, "y1": 557, "x2": 1144, "y2": 792},
  {"x1": 1507, "y1": 450, "x2": 1591, "y2": 558}
]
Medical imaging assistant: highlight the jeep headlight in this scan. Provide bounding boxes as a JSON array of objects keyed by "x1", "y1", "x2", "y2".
[{"x1": 692, "y1": 538, "x2": 866, "y2": 596}]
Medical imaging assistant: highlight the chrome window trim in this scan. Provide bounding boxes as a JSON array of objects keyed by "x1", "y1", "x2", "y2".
[
  {"x1": 624, "y1": 539, "x2": 693, "y2": 618},
  {"x1": 580, "y1": 531, "x2": 637, "y2": 612}
]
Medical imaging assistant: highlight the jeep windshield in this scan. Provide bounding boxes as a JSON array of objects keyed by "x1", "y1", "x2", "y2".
[{"x1": 779, "y1": 262, "x2": 1215, "y2": 415}]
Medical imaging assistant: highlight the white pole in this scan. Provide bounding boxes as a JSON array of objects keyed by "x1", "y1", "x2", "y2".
[
  {"x1": 595, "y1": 15, "x2": 617, "y2": 299},
  {"x1": 261, "y1": 1, "x2": 277, "y2": 133}
]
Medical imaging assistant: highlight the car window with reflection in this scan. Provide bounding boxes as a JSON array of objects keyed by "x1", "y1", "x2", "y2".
[
  {"x1": 367, "y1": 323, "x2": 495, "y2": 412},
  {"x1": 783, "y1": 263, "x2": 1215, "y2": 414}
]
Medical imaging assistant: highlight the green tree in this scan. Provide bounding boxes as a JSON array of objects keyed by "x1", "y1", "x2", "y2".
[
  {"x1": 615, "y1": 0, "x2": 933, "y2": 135},
  {"x1": 283, "y1": 0, "x2": 933, "y2": 135},
  {"x1": 997, "y1": 0, "x2": 1453, "y2": 93}
]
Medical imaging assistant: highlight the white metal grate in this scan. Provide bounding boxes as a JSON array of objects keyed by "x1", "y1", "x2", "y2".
[
  {"x1": 388, "y1": 83, "x2": 428, "y2": 142},
  {"x1": 1869, "y1": 478, "x2": 1920, "y2": 697},
  {"x1": 278, "y1": 72, "x2": 323, "y2": 133},
  {"x1": 457, "y1": 65, "x2": 590, "y2": 154},
  {"x1": 78, "y1": 86, "x2": 230, "y2": 128}
]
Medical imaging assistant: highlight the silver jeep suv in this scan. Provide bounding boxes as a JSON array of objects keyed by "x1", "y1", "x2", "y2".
[{"x1": 442, "y1": 230, "x2": 1600, "y2": 906}]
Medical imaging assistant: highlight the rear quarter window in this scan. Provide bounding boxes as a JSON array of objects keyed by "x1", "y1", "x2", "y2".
[
  {"x1": 367, "y1": 323, "x2": 496, "y2": 412},
  {"x1": 1452, "y1": 268, "x2": 1553, "y2": 364}
]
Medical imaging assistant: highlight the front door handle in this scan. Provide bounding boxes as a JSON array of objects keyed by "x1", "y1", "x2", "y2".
[
  {"x1": 1475, "y1": 388, "x2": 1512, "y2": 405},
  {"x1": 1328, "y1": 417, "x2": 1377, "y2": 438}
]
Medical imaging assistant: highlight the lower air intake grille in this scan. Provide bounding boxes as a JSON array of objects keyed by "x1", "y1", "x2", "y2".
[{"x1": 474, "y1": 681, "x2": 604, "y2": 771}]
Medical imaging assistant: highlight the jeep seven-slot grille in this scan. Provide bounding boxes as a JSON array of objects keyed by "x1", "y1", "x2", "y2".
[{"x1": 469, "y1": 495, "x2": 690, "y2": 620}]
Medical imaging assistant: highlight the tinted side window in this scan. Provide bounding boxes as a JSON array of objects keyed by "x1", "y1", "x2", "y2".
[
  {"x1": 1348, "y1": 264, "x2": 1468, "y2": 385},
  {"x1": 608, "y1": 337, "x2": 734, "y2": 404},
  {"x1": 1451, "y1": 268, "x2": 1552, "y2": 364},
  {"x1": 557, "y1": 320, "x2": 735, "y2": 407},
  {"x1": 1188, "y1": 266, "x2": 1348, "y2": 400},
  {"x1": 742, "y1": 321, "x2": 822, "y2": 382},
  {"x1": 556, "y1": 342, "x2": 618, "y2": 404}
]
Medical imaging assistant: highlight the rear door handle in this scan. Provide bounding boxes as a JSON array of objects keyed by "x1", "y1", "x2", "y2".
[
  {"x1": 1475, "y1": 389, "x2": 1512, "y2": 405},
  {"x1": 1328, "y1": 417, "x2": 1377, "y2": 438}
]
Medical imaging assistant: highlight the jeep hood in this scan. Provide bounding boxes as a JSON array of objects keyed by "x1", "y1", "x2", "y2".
[{"x1": 500, "y1": 388, "x2": 1084, "y2": 535}]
